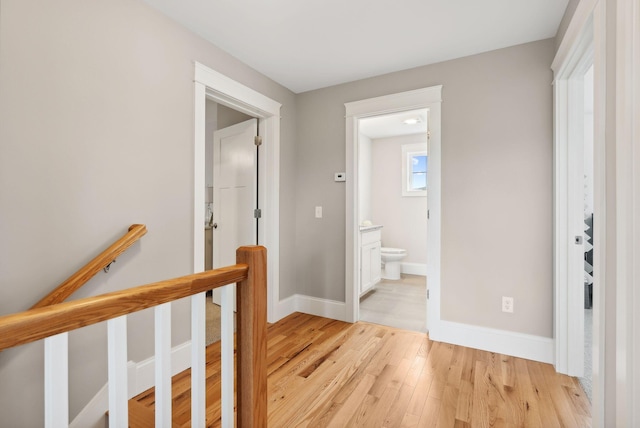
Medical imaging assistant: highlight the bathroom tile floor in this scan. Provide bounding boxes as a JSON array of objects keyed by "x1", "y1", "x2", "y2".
[{"x1": 359, "y1": 274, "x2": 427, "y2": 333}]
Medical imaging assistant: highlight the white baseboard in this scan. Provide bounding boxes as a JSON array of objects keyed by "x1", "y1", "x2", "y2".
[
  {"x1": 273, "y1": 294, "x2": 297, "y2": 321},
  {"x1": 401, "y1": 262, "x2": 427, "y2": 276},
  {"x1": 431, "y1": 320, "x2": 554, "y2": 364},
  {"x1": 273, "y1": 294, "x2": 348, "y2": 322},
  {"x1": 132, "y1": 341, "x2": 192, "y2": 393},
  {"x1": 70, "y1": 341, "x2": 193, "y2": 428},
  {"x1": 295, "y1": 295, "x2": 347, "y2": 321}
]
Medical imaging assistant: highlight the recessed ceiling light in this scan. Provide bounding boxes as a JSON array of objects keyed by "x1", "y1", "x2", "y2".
[{"x1": 402, "y1": 117, "x2": 422, "y2": 125}]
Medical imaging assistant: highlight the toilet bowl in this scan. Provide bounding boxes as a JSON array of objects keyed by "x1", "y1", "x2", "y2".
[{"x1": 381, "y1": 247, "x2": 407, "y2": 280}]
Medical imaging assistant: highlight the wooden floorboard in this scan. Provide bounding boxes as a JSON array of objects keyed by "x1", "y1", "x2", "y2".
[{"x1": 130, "y1": 312, "x2": 591, "y2": 427}]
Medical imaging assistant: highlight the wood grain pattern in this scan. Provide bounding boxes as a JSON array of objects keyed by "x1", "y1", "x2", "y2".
[
  {"x1": 32, "y1": 224, "x2": 148, "y2": 309},
  {"x1": 0, "y1": 260, "x2": 252, "y2": 351},
  {"x1": 131, "y1": 312, "x2": 591, "y2": 427},
  {"x1": 235, "y1": 245, "x2": 267, "y2": 428}
]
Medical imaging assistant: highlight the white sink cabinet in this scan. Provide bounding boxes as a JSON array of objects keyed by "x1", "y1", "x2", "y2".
[{"x1": 360, "y1": 226, "x2": 382, "y2": 295}]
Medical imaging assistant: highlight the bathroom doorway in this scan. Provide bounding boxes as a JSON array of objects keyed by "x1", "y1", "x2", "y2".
[
  {"x1": 344, "y1": 86, "x2": 443, "y2": 335},
  {"x1": 356, "y1": 111, "x2": 428, "y2": 332}
]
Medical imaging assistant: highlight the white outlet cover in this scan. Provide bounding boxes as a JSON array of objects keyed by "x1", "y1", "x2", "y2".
[{"x1": 502, "y1": 296, "x2": 514, "y2": 313}]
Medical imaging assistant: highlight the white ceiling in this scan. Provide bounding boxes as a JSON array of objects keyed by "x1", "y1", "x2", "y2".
[
  {"x1": 359, "y1": 109, "x2": 428, "y2": 139},
  {"x1": 143, "y1": 0, "x2": 568, "y2": 94}
]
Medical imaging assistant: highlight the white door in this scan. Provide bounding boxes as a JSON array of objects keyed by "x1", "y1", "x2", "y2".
[{"x1": 211, "y1": 118, "x2": 258, "y2": 307}]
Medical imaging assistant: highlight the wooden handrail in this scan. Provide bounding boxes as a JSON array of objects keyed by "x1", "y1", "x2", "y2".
[
  {"x1": 31, "y1": 224, "x2": 147, "y2": 309},
  {"x1": 0, "y1": 264, "x2": 247, "y2": 351},
  {"x1": 0, "y1": 245, "x2": 267, "y2": 427}
]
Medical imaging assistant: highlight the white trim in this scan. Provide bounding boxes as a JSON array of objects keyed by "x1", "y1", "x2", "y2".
[
  {"x1": 553, "y1": 0, "x2": 607, "y2": 423},
  {"x1": 590, "y1": 4, "x2": 606, "y2": 425},
  {"x1": 193, "y1": 81, "x2": 207, "y2": 274},
  {"x1": 133, "y1": 342, "x2": 192, "y2": 393},
  {"x1": 70, "y1": 341, "x2": 193, "y2": 428},
  {"x1": 295, "y1": 295, "x2": 347, "y2": 321},
  {"x1": 274, "y1": 294, "x2": 297, "y2": 320},
  {"x1": 551, "y1": 0, "x2": 597, "y2": 378},
  {"x1": 400, "y1": 262, "x2": 427, "y2": 276},
  {"x1": 632, "y1": 1, "x2": 640, "y2": 422},
  {"x1": 552, "y1": 0, "x2": 598, "y2": 74},
  {"x1": 344, "y1": 87, "x2": 442, "y2": 338},
  {"x1": 615, "y1": 0, "x2": 640, "y2": 423},
  {"x1": 193, "y1": 62, "x2": 282, "y2": 324},
  {"x1": 273, "y1": 294, "x2": 348, "y2": 321},
  {"x1": 438, "y1": 321, "x2": 554, "y2": 364},
  {"x1": 344, "y1": 86, "x2": 443, "y2": 117}
]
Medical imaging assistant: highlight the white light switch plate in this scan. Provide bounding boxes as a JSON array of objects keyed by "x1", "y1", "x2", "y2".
[{"x1": 315, "y1": 206, "x2": 322, "y2": 218}]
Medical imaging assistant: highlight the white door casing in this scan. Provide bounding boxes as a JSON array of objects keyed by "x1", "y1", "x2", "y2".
[
  {"x1": 211, "y1": 119, "x2": 258, "y2": 308},
  {"x1": 551, "y1": 0, "x2": 606, "y2": 424},
  {"x1": 193, "y1": 62, "x2": 281, "y2": 323},
  {"x1": 345, "y1": 86, "x2": 442, "y2": 334}
]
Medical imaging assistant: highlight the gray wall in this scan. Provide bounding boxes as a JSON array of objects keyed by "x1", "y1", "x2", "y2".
[
  {"x1": 0, "y1": 0, "x2": 296, "y2": 425},
  {"x1": 0, "y1": 0, "x2": 558, "y2": 423},
  {"x1": 371, "y1": 134, "x2": 428, "y2": 265},
  {"x1": 295, "y1": 39, "x2": 555, "y2": 337}
]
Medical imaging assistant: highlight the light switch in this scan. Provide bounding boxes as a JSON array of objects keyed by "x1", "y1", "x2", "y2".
[{"x1": 315, "y1": 206, "x2": 322, "y2": 218}]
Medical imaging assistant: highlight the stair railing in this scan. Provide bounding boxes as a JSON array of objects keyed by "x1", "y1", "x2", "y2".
[
  {"x1": 0, "y1": 245, "x2": 267, "y2": 428},
  {"x1": 31, "y1": 224, "x2": 148, "y2": 309}
]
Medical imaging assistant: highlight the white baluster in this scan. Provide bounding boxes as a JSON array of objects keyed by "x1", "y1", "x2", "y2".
[
  {"x1": 191, "y1": 292, "x2": 206, "y2": 427},
  {"x1": 44, "y1": 332, "x2": 68, "y2": 428},
  {"x1": 220, "y1": 285, "x2": 234, "y2": 428},
  {"x1": 107, "y1": 316, "x2": 128, "y2": 428},
  {"x1": 155, "y1": 303, "x2": 172, "y2": 427}
]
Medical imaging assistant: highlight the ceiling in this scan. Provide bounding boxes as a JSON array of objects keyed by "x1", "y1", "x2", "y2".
[
  {"x1": 143, "y1": 0, "x2": 568, "y2": 94},
  {"x1": 359, "y1": 109, "x2": 428, "y2": 139}
]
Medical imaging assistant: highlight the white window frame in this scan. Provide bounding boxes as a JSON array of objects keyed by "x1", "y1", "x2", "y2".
[{"x1": 402, "y1": 143, "x2": 427, "y2": 197}]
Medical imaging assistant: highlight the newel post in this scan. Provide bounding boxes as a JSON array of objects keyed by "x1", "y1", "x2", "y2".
[{"x1": 236, "y1": 245, "x2": 267, "y2": 427}]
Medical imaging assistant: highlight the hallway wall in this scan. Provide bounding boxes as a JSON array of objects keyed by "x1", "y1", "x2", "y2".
[
  {"x1": 0, "y1": 0, "x2": 296, "y2": 425},
  {"x1": 295, "y1": 39, "x2": 555, "y2": 338}
]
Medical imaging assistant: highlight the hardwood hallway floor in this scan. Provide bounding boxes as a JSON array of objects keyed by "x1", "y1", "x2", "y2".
[{"x1": 131, "y1": 312, "x2": 591, "y2": 427}]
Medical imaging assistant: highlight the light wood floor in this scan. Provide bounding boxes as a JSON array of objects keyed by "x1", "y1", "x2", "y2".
[
  {"x1": 360, "y1": 274, "x2": 427, "y2": 333},
  {"x1": 131, "y1": 312, "x2": 591, "y2": 427}
]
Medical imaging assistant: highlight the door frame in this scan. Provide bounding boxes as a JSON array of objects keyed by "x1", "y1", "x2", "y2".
[
  {"x1": 553, "y1": 28, "x2": 594, "y2": 379},
  {"x1": 344, "y1": 86, "x2": 442, "y2": 334},
  {"x1": 551, "y1": 0, "x2": 605, "y2": 419},
  {"x1": 194, "y1": 62, "x2": 281, "y2": 323}
]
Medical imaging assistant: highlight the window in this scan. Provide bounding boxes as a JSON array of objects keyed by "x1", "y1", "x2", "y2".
[{"x1": 402, "y1": 143, "x2": 428, "y2": 196}]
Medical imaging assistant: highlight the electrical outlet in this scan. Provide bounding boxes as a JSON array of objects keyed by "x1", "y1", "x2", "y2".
[{"x1": 502, "y1": 296, "x2": 514, "y2": 313}]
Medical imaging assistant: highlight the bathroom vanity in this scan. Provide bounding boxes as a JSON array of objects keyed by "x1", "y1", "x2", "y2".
[{"x1": 360, "y1": 225, "x2": 382, "y2": 295}]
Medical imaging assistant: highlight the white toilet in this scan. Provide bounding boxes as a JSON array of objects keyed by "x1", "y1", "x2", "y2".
[{"x1": 381, "y1": 247, "x2": 407, "y2": 280}]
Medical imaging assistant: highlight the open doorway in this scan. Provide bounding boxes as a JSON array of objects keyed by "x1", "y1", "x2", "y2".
[
  {"x1": 205, "y1": 102, "x2": 257, "y2": 311},
  {"x1": 551, "y1": 6, "x2": 602, "y2": 410},
  {"x1": 356, "y1": 110, "x2": 428, "y2": 332},
  {"x1": 553, "y1": 49, "x2": 595, "y2": 380},
  {"x1": 193, "y1": 62, "x2": 282, "y2": 323},
  {"x1": 344, "y1": 86, "x2": 442, "y2": 337}
]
